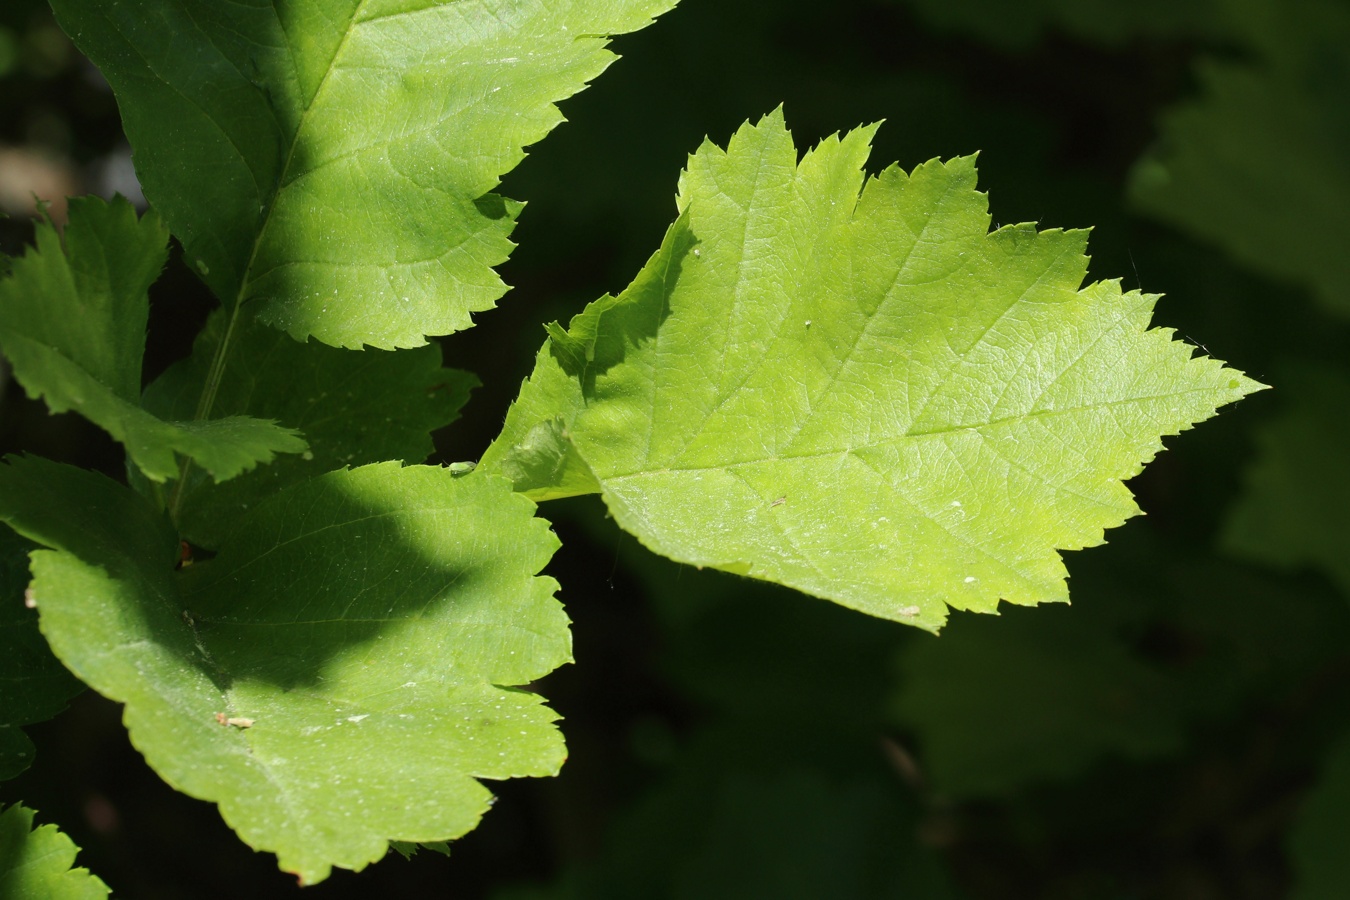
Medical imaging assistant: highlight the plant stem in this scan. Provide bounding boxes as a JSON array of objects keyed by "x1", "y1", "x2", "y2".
[{"x1": 166, "y1": 298, "x2": 244, "y2": 521}]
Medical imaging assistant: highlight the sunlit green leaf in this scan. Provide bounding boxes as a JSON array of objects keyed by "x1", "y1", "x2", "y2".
[
  {"x1": 0, "y1": 803, "x2": 109, "y2": 899},
  {"x1": 49, "y1": 0, "x2": 678, "y2": 349},
  {"x1": 486, "y1": 110, "x2": 1262, "y2": 629},
  {"x1": 142, "y1": 310, "x2": 477, "y2": 547},
  {"x1": 0, "y1": 455, "x2": 568, "y2": 884},
  {"x1": 0, "y1": 196, "x2": 305, "y2": 482}
]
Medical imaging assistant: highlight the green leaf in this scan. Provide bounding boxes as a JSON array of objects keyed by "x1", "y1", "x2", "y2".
[
  {"x1": 891, "y1": 602, "x2": 1188, "y2": 797},
  {"x1": 0, "y1": 804, "x2": 109, "y2": 899},
  {"x1": 49, "y1": 0, "x2": 679, "y2": 349},
  {"x1": 0, "y1": 455, "x2": 569, "y2": 884},
  {"x1": 142, "y1": 309, "x2": 477, "y2": 547},
  {"x1": 498, "y1": 737, "x2": 963, "y2": 900},
  {"x1": 1290, "y1": 729, "x2": 1350, "y2": 900},
  {"x1": 388, "y1": 839, "x2": 451, "y2": 860},
  {"x1": 486, "y1": 110, "x2": 1263, "y2": 629},
  {"x1": 0, "y1": 527, "x2": 82, "y2": 781},
  {"x1": 891, "y1": 533, "x2": 1350, "y2": 798},
  {"x1": 1222, "y1": 365, "x2": 1350, "y2": 596},
  {"x1": 1129, "y1": 0, "x2": 1350, "y2": 318},
  {"x1": 666, "y1": 771, "x2": 961, "y2": 900},
  {"x1": 0, "y1": 196, "x2": 306, "y2": 483}
]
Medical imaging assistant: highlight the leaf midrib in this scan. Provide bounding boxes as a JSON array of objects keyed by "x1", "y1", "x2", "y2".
[
  {"x1": 182, "y1": 1, "x2": 368, "y2": 486},
  {"x1": 236, "y1": 1, "x2": 368, "y2": 314},
  {"x1": 601, "y1": 386, "x2": 1229, "y2": 482}
]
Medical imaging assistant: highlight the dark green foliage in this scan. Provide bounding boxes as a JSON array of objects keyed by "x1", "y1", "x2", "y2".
[
  {"x1": 0, "y1": 526, "x2": 81, "y2": 781},
  {"x1": 1, "y1": 0, "x2": 1346, "y2": 897}
]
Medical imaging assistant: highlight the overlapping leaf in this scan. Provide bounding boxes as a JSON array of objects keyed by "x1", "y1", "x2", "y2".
[
  {"x1": 485, "y1": 110, "x2": 1261, "y2": 629},
  {"x1": 1129, "y1": 0, "x2": 1350, "y2": 318},
  {"x1": 0, "y1": 804, "x2": 109, "y2": 899},
  {"x1": 1223, "y1": 365, "x2": 1350, "y2": 596},
  {"x1": 0, "y1": 196, "x2": 305, "y2": 482},
  {"x1": 142, "y1": 310, "x2": 477, "y2": 547},
  {"x1": 0, "y1": 455, "x2": 569, "y2": 884},
  {"x1": 49, "y1": 0, "x2": 679, "y2": 349},
  {"x1": 0, "y1": 527, "x2": 82, "y2": 781}
]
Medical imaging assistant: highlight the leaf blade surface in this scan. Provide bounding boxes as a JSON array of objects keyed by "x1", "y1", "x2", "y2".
[
  {"x1": 0, "y1": 197, "x2": 305, "y2": 483},
  {"x1": 488, "y1": 111, "x2": 1262, "y2": 628},
  {"x1": 143, "y1": 309, "x2": 477, "y2": 547},
  {"x1": 49, "y1": 0, "x2": 679, "y2": 348},
  {"x1": 0, "y1": 456, "x2": 568, "y2": 884},
  {"x1": 0, "y1": 804, "x2": 110, "y2": 899}
]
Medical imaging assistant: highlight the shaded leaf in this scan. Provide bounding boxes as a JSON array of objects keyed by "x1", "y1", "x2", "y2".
[
  {"x1": 486, "y1": 110, "x2": 1261, "y2": 629},
  {"x1": 388, "y1": 839, "x2": 451, "y2": 860},
  {"x1": 891, "y1": 535, "x2": 1350, "y2": 798},
  {"x1": 668, "y1": 771, "x2": 960, "y2": 900},
  {"x1": 142, "y1": 309, "x2": 476, "y2": 547},
  {"x1": 493, "y1": 750, "x2": 961, "y2": 900},
  {"x1": 1130, "y1": 0, "x2": 1350, "y2": 318},
  {"x1": 0, "y1": 526, "x2": 82, "y2": 781},
  {"x1": 50, "y1": 0, "x2": 679, "y2": 349},
  {"x1": 1290, "y1": 729, "x2": 1350, "y2": 900},
  {"x1": 895, "y1": 0, "x2": 1227, "y2": 50},
  {"x1": 0, "y1": 804, "x2": 109, "y2": 899},
  {"x1": 891, "y1": 602, "x2": 1187, "y2": 797},
  {"x1": 0, "y1": 455, "x2": 569, "y2": 884},
  {"x1": 0, "y1": 196, "x2": 305, "y2": 482},
  {"x1": 1222, "y1": 365, "x2": 1350, "y2": 596}
]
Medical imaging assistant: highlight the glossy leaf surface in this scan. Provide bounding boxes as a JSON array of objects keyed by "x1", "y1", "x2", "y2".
[
  {"x1": 0, "y1": 456, "x2": 568, "y2": 884},
  {"x1": 49, "y1": 0, "x2": 679, "y2": 349},
  {"x1": 487, "y1": 110, "x2": 1262, "y2": 629}
]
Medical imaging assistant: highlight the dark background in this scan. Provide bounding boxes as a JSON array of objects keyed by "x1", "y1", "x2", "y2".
[{"x1": 2, "y1": 1, "x2": 1348, "y2": 897}]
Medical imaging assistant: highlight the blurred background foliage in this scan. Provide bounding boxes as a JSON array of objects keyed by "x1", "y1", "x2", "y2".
[{"x1": 1, "y1": 0, "x2": 1348, "y2": 897}]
